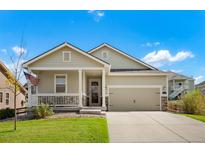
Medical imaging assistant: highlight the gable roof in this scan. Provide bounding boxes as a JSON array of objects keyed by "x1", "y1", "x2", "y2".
[
  {"x1": 88, "y1": 43, "x2": 158, "y2": 70},
  {"x1": 0, "y1": 61, "x2": 27, "y2": 94},
  {"x1": 196, "y1": 81, "x2": 205, "y2": 86},
  {"x1": 168, "y1": 71, "x2": 194, "y2": 80},
  {"x1": 23, "y1": 42, "x2": 110, "y2": 68}
]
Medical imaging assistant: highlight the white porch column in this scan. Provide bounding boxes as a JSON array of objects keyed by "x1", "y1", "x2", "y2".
[
  {"x1": 102, "y1": 69, "x2": 106, "y2": 108},
  {"x1": 27, "y1": 69, "x2": 32, "y2": 107},
  {"x1": 78, "y1": 69, "x2": 83, "y2": 107},
  {"x1": 173, "y1": 79, "x2": 175, "y2": 90}
]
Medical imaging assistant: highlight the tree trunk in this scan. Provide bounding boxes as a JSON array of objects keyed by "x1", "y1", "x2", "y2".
[{"x1": 14, "y1": 84, "x2": 17, "y2": 130}]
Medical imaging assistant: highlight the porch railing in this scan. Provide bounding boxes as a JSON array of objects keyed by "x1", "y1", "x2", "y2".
[
  {"x1": 34, "y1": 94, "x2": 79, "y2": 107},
  {"x1": 171, "y1": 85, "x2": 189, "y2": 91}
]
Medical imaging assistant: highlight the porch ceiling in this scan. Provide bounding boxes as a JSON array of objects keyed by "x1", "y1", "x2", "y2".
[{"x1": 85, "y1": 70, "x2": 102, "y2": 77}]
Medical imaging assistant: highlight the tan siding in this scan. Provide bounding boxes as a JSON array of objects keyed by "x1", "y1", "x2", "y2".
[
  {"x1": 29, "y1": 46, "x2": 103, "y2": 68},
  {"x1": 109, "y1": 88, "x2": 160, "y2": 111},
  {"x1": 107, "y1": 75, "x2": 166, "y2": 87},
  {"x1": 91, "y1": 46, "x2": 149, "y2": 69},
  {"x1": 37, "y1": 70, "x2": 79, "y2": 93},
  {"x1": 0, "y1": 72, "x2": 25, "y2": 109}
]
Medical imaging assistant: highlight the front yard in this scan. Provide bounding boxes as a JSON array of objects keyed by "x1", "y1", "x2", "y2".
[
  {"x1": 0, "y1": 117, "x2": 109, "y2": 143},
  {"x1": 181, "y1": 114, "x2": 205, "y2": 123}
]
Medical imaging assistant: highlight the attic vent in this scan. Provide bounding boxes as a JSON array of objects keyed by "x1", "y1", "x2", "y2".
[
  {"x1": 102, "y1": 51, "x2": 108, "y2": 59},
  {"x1": 63, "y1": 51, "x2": 71, "y2": 62}
]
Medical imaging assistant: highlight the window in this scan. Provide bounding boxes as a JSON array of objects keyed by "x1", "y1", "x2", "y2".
[
  {"x1": 5, "y1": 93, "x2": 9, "y2": 105},
  {"x1": 0, "y1": 92, "x2": 3, "y2": 103},
  {"x1": 102, "y1": 51, "x2": 108, "y2": 59},
  {"x1": 55, "y1": 75, "x2": 67, "y2": 93},
  {"x1": 31, "y1": 85, "x2": 37, "y2": 94},
  {"x1": 63, "y1": 51, "x2": 71, "y2": 62},
  {"x1": 21, "y1": 101, "x2": 24, "y2": 107}
]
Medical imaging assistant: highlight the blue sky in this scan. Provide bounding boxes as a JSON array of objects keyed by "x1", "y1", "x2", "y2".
[{"x1": 0, "y1": 10, "x2": 205, "y2": 84}]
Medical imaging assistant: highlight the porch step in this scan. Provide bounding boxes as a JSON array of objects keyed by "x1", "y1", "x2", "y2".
[{"x1": 79, "y1": 108, "x2": 104, "y2": 115}]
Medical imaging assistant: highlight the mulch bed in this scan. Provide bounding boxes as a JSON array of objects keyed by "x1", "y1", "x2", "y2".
[{"x1": 47, "y1": 112, "x2": 105, "y2": 119}]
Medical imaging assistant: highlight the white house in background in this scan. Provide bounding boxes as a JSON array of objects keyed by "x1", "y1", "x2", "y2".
[
  {"x1": 168, "y1": 72, "x2": 195, "y2": 100},
  {"x1": 0, "y1": 61, "x2": 27, "y2": 109},
  {"x1": 196, "y1": 81, "x2": 205, "y2": 96},
  {"x1": 23, "y1": 42, "x2": 169, "y2": 112}
]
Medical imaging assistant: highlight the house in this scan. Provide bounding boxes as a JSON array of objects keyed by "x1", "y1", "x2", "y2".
[
  {"x1": 168, "y1": 72, "x2": 194, "y2": 100},
  {"x1": 23, "y1": 42, "x2": 169, "y2": 111},
  {"x1": 0, "y1": 61, "x2": 27, "y2": 109},
  {"x1": 196, "y1": 81, "x2": 205, "y2": 96}
]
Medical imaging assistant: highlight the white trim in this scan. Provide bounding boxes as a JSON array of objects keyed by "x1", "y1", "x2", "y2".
[
  {"x1": 78, "y1": 70, "x2": 83, "y2": 107},
  {"x1": 29, "y1": 67, "x2": 105, "y2": 71},
  {"x1": 108, "y1": 85, "x2": 162, "y2": 111},
  {"x1": 27, "y1": 70, "x2": 32, "y2": 107},
  {"x1": 23, "y1": 43, "x2": 110, "y2": 67},
  {"x1": 108, "y1": 85, "x2": 163, "y2": 88},
  {"x1": 102, "y1": 69, "x2": 106, "y2": 108},
  {"x1": 89, "y1": 43, "x2": 157, "y2": 70},
  {"x1": 166, "y1": 75, "x2": 169, "y2": 95},
  {"x1": 54, "y1": 74, "x2": 67, "y2": 93},
  {"x1": 32, "y1": 93, "x2": 79, "y2": 96},
  {"x1": 82, "y1": 70, "x2": 86, "y2": 94},
  {"x1": 109, "y1": 72, "x2": 169, "y2": 76},
  {"x1": 63, "y1": 51, "x2": 71, "y2": 62}
]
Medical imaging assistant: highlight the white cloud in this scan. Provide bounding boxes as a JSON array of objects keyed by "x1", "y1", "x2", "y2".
[
  {"x1": 142, "y1": 49, "x2": 194, "y2": 67},
  {"x1": 88, "y1": 10, "x2": 105, "y2": 22},
  {"x1": 96, "y1": 11, "x2": 104, "y2": 17},
  {"x1": 194, "y1": 76, "x2": 204, "y2": 84},
  {"x1": 12, "y1": 46, "x2": 27, "y2": 55},
  {"x1": 1, "y1": 49, "x2": 7, "y2": 54},
  {"x1": 170, "y1": 69, "x2": 183, "y2": 73},
  {"x1": 142, "y1": 42, "x2": 160, "y2": 47},
  {"x1": 88, "y1": 10, "x2": 95, "y2": 13}
]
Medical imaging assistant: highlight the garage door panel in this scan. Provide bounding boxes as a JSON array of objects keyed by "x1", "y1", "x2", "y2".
[{"x1": 109, "y1": 88, "x2": 160, "y2": 111}]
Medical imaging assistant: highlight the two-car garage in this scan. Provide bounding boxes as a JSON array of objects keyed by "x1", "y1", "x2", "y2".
[
  {"x1": 108, "y1": 87, "x2": 161, "y2": 111},
  {"x1": 107, "y1": 75, "x2": 167, "y2": 111}
]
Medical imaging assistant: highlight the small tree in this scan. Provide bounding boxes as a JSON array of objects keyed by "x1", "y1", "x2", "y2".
[{"x1": 5, "y1": 34, "x2": 27, "y2": 130}]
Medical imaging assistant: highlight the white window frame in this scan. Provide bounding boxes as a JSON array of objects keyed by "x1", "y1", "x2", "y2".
[
  {"x1": 54, "y1": 74, "x2": 67, "y2": 93},
  {"x1": 63, "y1": 51, "x2": 71, "y2": 62},
  {"x1": 5, "y1": 92, "x2": 9, "y2": 105},
  {"x1": 101, "y1": 51, "x2": 108, "y2": 59},
  {"x1": 31, "y1": 85, "x2": 37, "y2": 94},
  {"x1": 0, "y1": 92, "x2": 3, "y2": 103}
]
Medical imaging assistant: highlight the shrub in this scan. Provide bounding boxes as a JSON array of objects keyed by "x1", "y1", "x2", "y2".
[
  {"x1": 167, "y1": 100, "x2": 184, "y2": 113},
  {"x1": 0, "y1": 108, "x2": 15, "y2": 120},
  {"x1": 181, "y1": 89, "x2": 205, "y2": 115},
  {"x1": 33, "y1": 103, "x2": 54, "y2": 119}
]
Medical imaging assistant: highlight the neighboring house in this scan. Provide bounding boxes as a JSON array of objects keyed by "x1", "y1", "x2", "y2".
[
  {"x1": 168, "y1": 72, "x2": 194, "y2": 100},
  {"x1": 23, "y1": 42, "x2": 169, "y2": 111},
  {"x1": 196, "y1": 81, "x2": 205, "y2": 96},
  {"x1": 0, "y1": 61, "x2": 27, "y2": 109}
]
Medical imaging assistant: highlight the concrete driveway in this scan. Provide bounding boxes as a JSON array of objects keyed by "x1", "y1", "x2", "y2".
[{"x1": 106, "y1": 112, "x2": 205, "y2": 143}]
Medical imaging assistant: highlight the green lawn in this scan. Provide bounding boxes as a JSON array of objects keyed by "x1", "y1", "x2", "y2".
[
  {"x1": 0, "y1": 117, "x2": 109, "y2": 143},
  {"x1": 181, "y1": 114, "x2": 205, "y2": 123}
]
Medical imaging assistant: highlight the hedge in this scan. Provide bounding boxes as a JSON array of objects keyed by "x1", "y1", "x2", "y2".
[{"x1": 0, "y1": 108, "x2": 15, "y2": 120}]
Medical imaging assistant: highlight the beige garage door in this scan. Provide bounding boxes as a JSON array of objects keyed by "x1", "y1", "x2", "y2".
[{"x1": 109, "y1": 88, "x2": 161, "y2": 111}]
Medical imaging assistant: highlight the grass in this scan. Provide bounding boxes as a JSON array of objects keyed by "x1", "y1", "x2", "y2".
[
  {"x1": 0, "y1": 117, "x2": 109, "y2": 143},
  {"x1": 181, "y1": 114, "x2": 205, "y2": 123}
]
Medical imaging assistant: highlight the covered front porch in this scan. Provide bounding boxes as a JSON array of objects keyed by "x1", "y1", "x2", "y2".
[{"x1": 28, "y1": 68, "x2": 107, "y2": 111}]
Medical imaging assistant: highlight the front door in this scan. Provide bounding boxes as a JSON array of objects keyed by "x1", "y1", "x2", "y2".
[{"x1": 89, "y1": 79, "x2": 101, "y2": 106}]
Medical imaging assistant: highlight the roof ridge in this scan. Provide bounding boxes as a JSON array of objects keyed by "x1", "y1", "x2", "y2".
[
  {"x1": 0, "y1": 61, "x2": 27, "y2": 93},
  {"x1": 88, "y1": 42, "x2": 159, "y2": 71}
]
